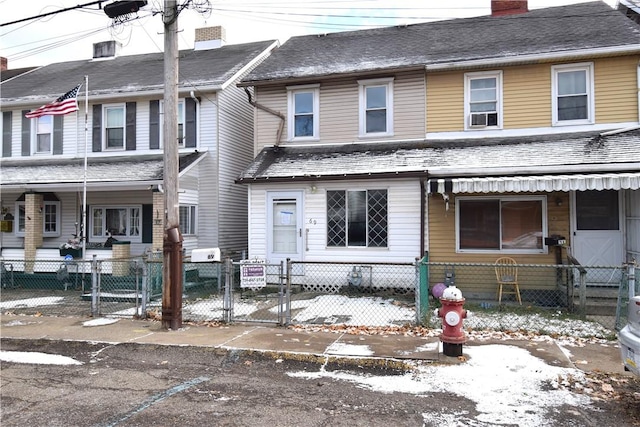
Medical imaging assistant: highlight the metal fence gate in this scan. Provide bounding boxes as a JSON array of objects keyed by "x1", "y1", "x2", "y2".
[{"x1": 2, "y1": 255, "x2": 637, "y2": 339}]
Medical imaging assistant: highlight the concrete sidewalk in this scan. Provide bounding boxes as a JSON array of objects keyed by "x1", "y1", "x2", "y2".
[{"x1": 0, "y1": 314, "x2": 628, "y2": 375}]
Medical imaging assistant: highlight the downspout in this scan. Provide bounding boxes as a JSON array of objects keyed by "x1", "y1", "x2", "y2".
[
  {"x1": 189, "y1": 90, "x2": 200, "y2": 148},
  {"x1": 244, "y1": 87, "x2": 285, "y2": 146},
  {"x1": 637, "y1": 61, "x2": 640, "y2": 122},
  {"x1": 420, "y1": 178, "x2": 426, "y2": 257}
]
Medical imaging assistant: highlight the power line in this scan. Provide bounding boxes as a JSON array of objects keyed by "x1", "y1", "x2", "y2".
[
  {"x1": 0, "y1": 1, "x2": 622, "y2": 67},
  {"x1": 0, "y1": 0, "x2": 110, "y2": 27}
]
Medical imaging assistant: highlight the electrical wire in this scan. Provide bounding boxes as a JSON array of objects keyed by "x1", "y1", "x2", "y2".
[{"x1": 0, "y1": 0, "x2": 624, "y2": 67}]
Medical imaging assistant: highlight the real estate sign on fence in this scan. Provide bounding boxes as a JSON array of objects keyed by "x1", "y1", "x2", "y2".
[{"x1": 240, "y1": 259, "x2": 266, "y2": 288}]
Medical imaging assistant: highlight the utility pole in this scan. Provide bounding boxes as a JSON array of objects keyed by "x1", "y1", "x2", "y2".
[{"x1": 162, "y1": 0, "x2": 183, "y2": 330}]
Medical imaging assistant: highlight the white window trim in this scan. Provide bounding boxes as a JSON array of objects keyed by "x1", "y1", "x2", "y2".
[
  {"x1": 358, "y1": 77, "x2": 394, "y2": 138},
  {"x1": 551, "y1": 62, "x2": 595, "y2": 126},
  {"x1": 464, "y1": 70, "x2": 503, "y2": 130},
  {"x1": 14, "y1": 201, "x2": 61, "y2": 237},
  {"x1": 455, "y1": 195, "x2": 548, "y2": 254},
  {"x1": 179, "y1": 204, "x2": 197, "y2": 235},
  {"x1": 103, "y1": 103, "x2": 126, "y2": 151},
  {"x1": 32, "y1": 115, "x2": 54, "y2": 155},
  {"x1": 89, "y1": 205, "x2": 143, "y2": 243},
  {"x1": 159, "y1": 99, "x2": 186, "y2": 148},
  {"x1": 287, "y1": 84, "x2": 320, "y2": 141},
  {"x1": 326, "y1": 188, "x2": 389, "y2": 249}
]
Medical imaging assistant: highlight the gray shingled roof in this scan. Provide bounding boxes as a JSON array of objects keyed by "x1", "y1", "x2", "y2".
[
  {"x1": 1, "y1": 40, "x2": 276, "y2": 103},
  {"x1": 236, "y1": 129, "x2": 640, "y2": 182},
  {"x1": 241, "y1": 2, "x2": 640, "y2": 85},
  {"x1": 0, "y1": 151, "x2": 205, "y2": 186},
  {"x1": 0, "y1": 67, "x2": 39, "y2": 82}
]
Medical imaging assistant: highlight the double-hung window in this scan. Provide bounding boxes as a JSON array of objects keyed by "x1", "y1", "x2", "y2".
[
  {"x1": 15, "y1": 201, "x2": 60, "y2": 237},
  {"x1": 160, "y1": 100, "x2": 186, "y2": 147},
  {"x1": 456, "y1": 196, "x2": 546, "y2": 253},
  {"x1": 179, "y1": 205, "x2": 197, "y2": 235},
  {"x1": 90, "y1": 206, "x2": 141, "y2": 242},
  {"x1": 552, "y1": 63, "x2": 594, "y2": 125},
  {"x1": 358, "y1": 78, "x2": 393, "y2": 137},
  {"x1": 104, "y1": 105, "x2": 125, "y2": 149},
  {"x1": 34, "y1": 115, "x2": 53, "y2": 154},
  {"x1": 465, "y1": 71, "x2": 502, "y2": 129},
  {"x1": 327, "y1": 189, "x2": 388, "y2": 248},
  {"x1": 287, "y1": 85, "x2": 319, "y2": 140}
]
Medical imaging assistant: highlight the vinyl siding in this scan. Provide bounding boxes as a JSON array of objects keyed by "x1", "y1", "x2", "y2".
[
  {"x1": 318, "y1": 77, "x2": 360, "y2": 143},
  {"x1": 217, "y1": 83, "x2": 254, "y2": 255},
  {"x1": 0, "y1": 190, "x2": 154, "y2": 254},
  {"x1": 195, "y1": 96, "x2": 220, "y2": 250},
  {"x1": 426, "y1": 72, "x2": 463, "y2": 132},
  {"x1": 594, "y1": 56, "x2": 639, "y2": 124},
  {"x1": 503, "y1": 64, "x2": 551, "y2": 128},
  {"x1": 254, "y1": 71, "x2": 426, "y2": 152},
  {"x1": 427, "y1": 191, "x2": 570, "y2": 296},
  {"x1": 254, "y1": 86, "x2": 286, "y2": 153},
  {"x1": 247, "y1": 179, "x2": 422, "y2": 263},
  {"x1": 426, "y1": 56, "x2": 640, "y2": 132}
]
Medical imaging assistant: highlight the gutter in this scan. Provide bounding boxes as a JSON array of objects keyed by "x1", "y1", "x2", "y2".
[
  {"x1": 236, "y1": 170, "x2": 429, "y2": 185},
  {"x1": 0, "y1": 180, "x2": 162, "y2": 191},
  {"x1": 425, "y1": 45, "x2": 640, "y2": 71},
  {"x1": 238, "y1": 66, "x2": 426, "y2": 88},
  {"x1": 2, "y1": 87, "x2": 223, "y2": 108}
]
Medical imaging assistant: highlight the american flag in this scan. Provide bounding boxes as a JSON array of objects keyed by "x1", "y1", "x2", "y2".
[{"x1": 25, "y1": 84, "x2": 82, "y2": 119}]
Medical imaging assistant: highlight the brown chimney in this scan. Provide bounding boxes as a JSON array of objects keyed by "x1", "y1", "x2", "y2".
[
  {"x1": 1, "y1": 57, "x2": 7, "y2": 71},
  {"x1": 491, "y1": 0, "x2": 528, "y2": 17}
]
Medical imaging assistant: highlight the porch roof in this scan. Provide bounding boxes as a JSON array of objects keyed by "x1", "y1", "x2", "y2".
[
  {"x1": 236, "y1": 128, "x2": 640, "y2": 184},
  {"x1": 0, "y1": 151, "x2": 206, "y2": 191},
  {"x1": 427, "y1": 172, "x2": 640, "y2": 194}
]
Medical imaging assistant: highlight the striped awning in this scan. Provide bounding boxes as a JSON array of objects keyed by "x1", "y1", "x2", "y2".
[{"x1": 427, "y1": 172, "x2": 640, "y2": 194}]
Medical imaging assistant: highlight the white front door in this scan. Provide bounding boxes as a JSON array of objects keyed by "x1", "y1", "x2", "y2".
[
  {"x1": 267, "y1": 191, "x2": 303, "y2": 266},
  {"x1": 572, "y1": 190, "x2": 623, "y2": 285}
]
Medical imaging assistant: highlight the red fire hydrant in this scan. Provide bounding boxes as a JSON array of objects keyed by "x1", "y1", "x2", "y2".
[{"x1": 437, "y1": 285, "x2": 467, "y2": 357}]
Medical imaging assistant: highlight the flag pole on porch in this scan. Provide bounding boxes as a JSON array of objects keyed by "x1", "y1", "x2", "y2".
[{"x1": 82, "y1": 75, "x2": 88, "y2": 259}]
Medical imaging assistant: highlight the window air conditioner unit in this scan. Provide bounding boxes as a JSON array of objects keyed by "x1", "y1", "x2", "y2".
[{"x1": 470, "y1": 113, "x2": 488, "y2": 127}]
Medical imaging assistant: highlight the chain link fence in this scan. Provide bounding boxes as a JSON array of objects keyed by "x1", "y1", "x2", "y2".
[
  {"x1": 423, "y1": 261, "x2": 637, "y2": 339},
  {"x1": 2, "y1": 255, "x2": 637, "y2": 339}
]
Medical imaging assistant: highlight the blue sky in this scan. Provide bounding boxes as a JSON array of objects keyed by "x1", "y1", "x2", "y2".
[{"x1": 0, "y1": 0, "x2": 619, "y2": 69}]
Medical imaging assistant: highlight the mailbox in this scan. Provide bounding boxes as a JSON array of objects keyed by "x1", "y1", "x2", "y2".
[
  {"x1": 544, "y1": 235, "x2": 566, "y2": 246},
  {"x1": 191, "y1": 248, "x2": 221, "y2": 263}
]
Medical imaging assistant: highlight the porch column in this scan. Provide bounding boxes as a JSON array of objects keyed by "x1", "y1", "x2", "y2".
[
  {"x1": 24, "y1": 193, "x2": 43, "y2": 273},
  {"x1": 152, "y1": 190, "x2": 165, "y2": 252}
]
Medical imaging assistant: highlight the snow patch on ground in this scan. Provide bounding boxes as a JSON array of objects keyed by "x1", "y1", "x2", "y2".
[
  {"x1": 0, "y1": 296, "x2": 64, "y2": 309},
  {"x1": 288, "y1": 344, "x2": 589, "y2": 427},
  {"x1": 0, "y1": 350, "x2": 83, "y2": 365},
  {"x1": 83, "y1": 318, "x2": 119, "y2": 327}
]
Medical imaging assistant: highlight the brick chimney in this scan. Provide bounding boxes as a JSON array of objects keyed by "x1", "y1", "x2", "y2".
[
  {"x1": 194, "y1": 26, "x2": 226, "y2": 50},
  {"x1": 1, "y1": 57, "x2": 7, "y2": 71},
  {"x1": 491, "y1": 0, "x2": 528, "y2": 16}
]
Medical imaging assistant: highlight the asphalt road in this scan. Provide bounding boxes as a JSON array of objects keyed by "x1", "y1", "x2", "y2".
[{"x1": 1, "y1": 338, "x2": 638, "y2": 427}]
